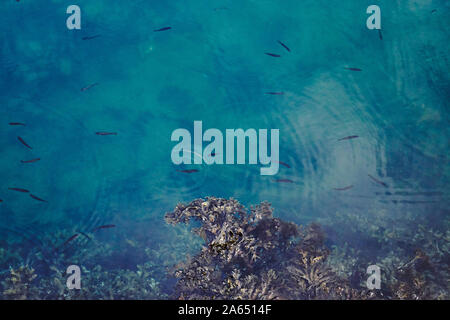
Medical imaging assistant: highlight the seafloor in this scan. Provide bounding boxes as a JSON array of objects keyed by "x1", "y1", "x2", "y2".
[{"x1": 1, "y1": 196, "x2": 448, "y2": 300}]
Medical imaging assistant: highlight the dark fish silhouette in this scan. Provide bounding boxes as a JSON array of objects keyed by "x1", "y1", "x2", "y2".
[
  {"x1": 375, "y1": 191, "x2": 443, "y2": 196},
  {"x1": 274, "y1": 179, "x2": 294, "y2": 183},
  {"x1": 21, "y1": 158, "x2": 40, "y2": 163},
  {"x1": 277, "y1": 40, "x2": 291, "y2": 52},
  {"x1": 82, "y1": 35, "x2": 101, "y2": 40},
  {"x1": 62, "y1": 234, "x2": 79, "y2": 247},
  {"x1": 338, "y1": 135, "x2": 359, "y2": 141},
  {"x1": 30, "y1": 194, "x2": 48, "y2": 202},
  {"x1": 379, "y1": 200, "x2": 437, "y2": 204},
  {"x1": 154, "y1": 27, "x2": 171, "y2": 32},
  {"x1": 333, "y1": 185, "x2": 354, "y2": 191},
  {"x1": 81, "y1": 83, "x2": 99, "y2": 92},
  {"x1": 0, "y1": 199, "x2": 3, "y2": 203},
  {"x1": 368, "y1": 174, "x2": 388, "y2": 188},
  {"x1": 93, "y1": 224, "x2": 116, "y2": 232},
  {"x1": 9, "y1": 122, "x2": 25, "y2": 126},
  {"x1": 265, "y1": 52, "x2": 281, "y2": 58},
  {"x1": 344, "y1": 67, "x2": 362, "y2": 71},
  {"x1": 8, "y1": 187, "x2": 29, "y2": 193},
  {"x1": 18, "y1": 136, "x2": 32, "y2": 149},
  {"x1": 95, "y1": 132, "x2": 117, "y2": 136},
  {"x1": 265, "y1": 92, "x2": 284, "y2": 95},
  {"x1": 431, "y1": 9, "x2": 437, "y2": 13},
  {"x1": 275, "y1": 161, "x2": 291, "y2": 168},
  {"x1": 78, "y1": 231, "x2": 92, "y2": 241},
  {"x1": 378, "y1": 29, "x2": 383, "y2": 40},
  {"x1": 177, "y1": 169, "x2": 199, "y2": 173}
]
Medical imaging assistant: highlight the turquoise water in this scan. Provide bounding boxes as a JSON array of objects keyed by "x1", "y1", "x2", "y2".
[{"x1": 0, "y1": 0, "x2": 449, "y2": 292}]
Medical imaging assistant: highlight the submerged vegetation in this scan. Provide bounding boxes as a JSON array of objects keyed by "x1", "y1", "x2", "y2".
[
  {"x1": 165, "y1": 197, "x2": 364, "y2": 299},
  {"x1": 0, "y1": 197, "x2": 448, "y2": 300}
]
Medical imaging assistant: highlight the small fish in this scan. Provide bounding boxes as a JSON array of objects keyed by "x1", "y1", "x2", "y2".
[
  {"x1": 82, "y1": 35, "x2": 101, "y2": 40},
  {"x1": 378, "y1": 29, "x2": 383, "y2": 40},
  {"x1": 81, "y1": 83, "x2": 99, "y2": 92},
  {"x1": 344, "y1": 67, "x2": 362, "y2": 72},
  {"x1": 381, "y1": 200, "x2": 437, "y2": 204},
  {"x1": 275, "y1": 161, "x2": 291, "y2": 168},
  {"x1": 62, "y1": 234, "x2": 79, "y2": 247},
  {"x1": 0, "y1": 199, "x2": 3, "y2": 203},
  {"x1": 9, "y1": 122, "x2": 25, "y2": 126},
  {"x1": 265, "y1": 52, "x2": 281, "y2": 58},
  {"x1": 265, "y1": 92, "x2": 284, "y2": 95},
  {"x1": 177, "y1": 169, "x2": 199, "y2": 174},
  {"x1": 378, "y1": 191, "x2": 443, "y2": 196},
  {"x1": 333, "y1": 185, "x2": 354, "y2": 191},
  {"x1": 78, "y1": 231, "x2": 92, "y2": 241},
  {"x1": 277, "y1": 40, "x2": 291, "y2": 52},
  {"x1": 17, "y1": 136, "x2": 32, "y2": 149},
  {"x1": 21, "y1": 158, "x2": 40, "y2": 163},
  {"x1": 95, "y1": 132, "x2": 117, "y2": 136},
  {"x1": 338, "y1": 135, "x2": 359, "y2": 141},
  {"x1": 368, "y1": 174, "x2": 389, "y2": 188},
  {"x1": 431, "y1": 9, "x2": 437, "y2": 13},
  {"x1": 30, "y1": 194, "x2": 48, "y2": 202},
  {"x1": 274, "y1": 179, "x2": 294, "y2": 183},
  {"x1": 92, "y1": 224, "x2": 116, "y2": 232},
  {"x1": 154, "y1": 27, "x2": 171, "y2": 32},
  {"x1": 8, "y1": 187, "x2": 29, "y2": 193}
]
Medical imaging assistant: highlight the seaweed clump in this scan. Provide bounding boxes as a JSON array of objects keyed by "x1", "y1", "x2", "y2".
[
  {"x1": 165, "y1": 197, "x2": 365, "y2": 300},
  {"x1": 383, "y1": 249, "x2": 438, "y2": 300},
  {"x1": 0, "y1": 224, "x2": 175, "y2": 300},
  {"x1": 2, "y1": 266, "x2": 38, "y2": 300},
  {"x1": 321, "y1": 209, "x2": 449, "y2": 299},
  {"x1": 36, "y1": 264, "x2": 165, "y2": 300}
]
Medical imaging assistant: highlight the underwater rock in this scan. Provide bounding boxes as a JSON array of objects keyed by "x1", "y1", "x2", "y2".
[{"x1": 165, "y1": 197, "x2": 367, "y2": 300}]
